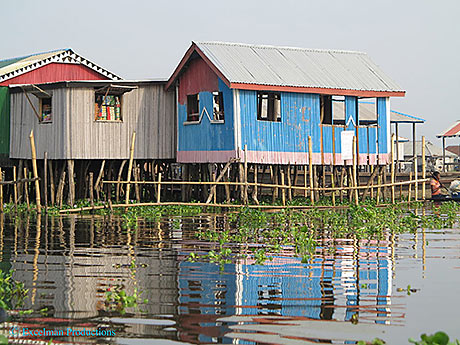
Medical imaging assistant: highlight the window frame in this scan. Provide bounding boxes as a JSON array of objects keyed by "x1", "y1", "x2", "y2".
[
  {"x1": 94, "y1": 92, "x2": 123, "y2": 122},
  {"x1": 257, "y1": 91, "x2": 281, "y2": 122},
  {"x1": 186, "y1": 93, "x2": 200, "y2": 123},
  {"x1": 39, "y1": 96, "x2": 52, "y2": 124},
  {"x1": 212, "y1": 91, "x2": 225, "y2": 122}
]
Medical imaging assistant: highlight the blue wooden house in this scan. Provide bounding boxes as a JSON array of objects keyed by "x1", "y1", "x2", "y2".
[{"x1": 166, "y1": 42, "x2": 405, "y2": 166}]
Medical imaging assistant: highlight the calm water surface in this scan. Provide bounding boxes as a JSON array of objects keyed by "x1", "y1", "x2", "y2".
[{"x1": 0, "y1": 212, "x2": 459, "y2": 344}]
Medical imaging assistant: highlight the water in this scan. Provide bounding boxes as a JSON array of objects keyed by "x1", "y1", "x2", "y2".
[{"x1": 0, "y1": 212, "x2": 459, "y2": 344}]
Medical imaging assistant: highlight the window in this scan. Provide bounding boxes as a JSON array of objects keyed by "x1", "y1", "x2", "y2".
[
  {"x1": 320, "y1": 95, "x2": 332, "y2": 125},
  {"x1": 95, "y1": 94, "x2": 122, "y2": 121},
  {"x1": 257, "y1": 92, "x2": 281, "y2": 122},
  {"x1": 40, "y1": 97, "x2": 52, "y2": 123},
  {"x1": 187, "y1": 94, "x2": 200, "y2": 122},
  {"x1": 212, "y1": 91, "x2": 224, "y2": 121}
]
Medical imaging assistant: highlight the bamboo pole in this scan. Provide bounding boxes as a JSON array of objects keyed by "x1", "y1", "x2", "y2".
[
  {"x1": 134, "y1": 166, "x2": 141, "y2": 203},
  {"x1": 29, "y1": 130, "x2": 41, "y2": 214},
  {"x1": 156, "y1": 172, "x2": 162, "y2": 203},
  {"x1": 95, "y1": 160, "x2": 105, "y2": 201},
  {"x1": 304, "y1": 165, "x2": 308, "y2": 198},
  {"x1": 422, "y1": 136, "x2": 426, "y2": 200},
  {"x1": 206, "y1": 158, "x2": 237, "y2": 204},
  {"x1": 44, "y1": 152, "x2": 48, "y2": 212},
  {"x1": 252, "y1": 165, "x2": 259, "y2": 205},
  {"x1": 280, "y1": 169, "x2": 286, "y2": 206},
  {"x1": 352, "y1": 136, "x2": 358, "y2": 205},
  {"x1": 13, "y1": 166, "x2": 18, "y2": 212},
  {"x1": 391, "y1": 134, "x2": 395, "y2": 204},
  {"x1": 331, "y1": 166, "x2": 336, "y2": 206},
  {"x1": 125, "y1": 131, "x2": 136, "y2": 205},
  {"x1": 212, "y1": 171, "x2": 217, "y2": 204},
  {"x1": 48, "y1": 160, "x2": 55, "y2": 205},
  {"x1": 67, "y1": 160, "x2": 75, "y2": 206},
  {"x1": 243, "y1": 144, "x2": 248, "y2": 205},
  {"x1": 116, "y1": 160, "x2": 127, "y2": 202},
  {"x1": 414, "y1": 156, "x2": 418, "y2": 201},
  {"x1": 89, "y1": 172, "x2": 94, "y2": 209},
  {"x1": 287, "y1": 165, "x2": 292, "y2": 201},
  {"x1": 308, "y1": 136, "x2": 314, "y2": 204},
  {"x1": 377, "y1": 168, "x2": 381, "y2": 205},
  {"x1": 0, "y1": 168, "x2": 3, "y2": 213},
  {"x1": 408, "y1": 172, "x2": 413, "y2": 202},
  {"x1": 24, "y1": 168, "x2": 30, "y2": 209}
]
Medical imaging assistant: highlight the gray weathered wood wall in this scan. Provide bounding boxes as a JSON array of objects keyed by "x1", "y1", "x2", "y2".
[{"x1": 10, "y1": 84, "x2": 176, "y2": 160}]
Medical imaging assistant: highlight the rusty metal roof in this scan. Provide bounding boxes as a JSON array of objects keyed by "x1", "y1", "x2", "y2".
[
  {"x1": 194, "y1": 41, "x2": 405, "y2": 94},
  {"x1": 437, "y1": 121, "x2": 460, "y2": 138}
]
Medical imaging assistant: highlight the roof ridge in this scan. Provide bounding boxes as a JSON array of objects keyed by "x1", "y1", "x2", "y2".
[
  {"x1": 195, "y1": 41, "x2": 366, "y2": 55},
  {"x1": 0, "y1": 48, "x2": 71, "y2": 63}
]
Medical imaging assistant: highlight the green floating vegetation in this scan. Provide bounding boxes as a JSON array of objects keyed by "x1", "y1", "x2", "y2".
[
  {"x1": 0, "y1": 268, "x2": 28, "y2": 310},
  {"x1": 409, "y1": 331, "x2": 460, "y2": 345},
  {"x1": 187, "y1": 200, "x2": 460, "y2": 269}
]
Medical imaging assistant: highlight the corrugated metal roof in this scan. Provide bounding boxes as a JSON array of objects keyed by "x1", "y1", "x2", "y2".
[
  {"x1": 194, "y1": 41, "x2": 405, "y2": 93},
  {"x1": 333, "y1": 101, "x2": 424, "y2": 123},
  {"x1": 437, "y1": 120, "x2": 460, "y2": 138},
  {"x1": 0, "y1": 48, "x2": 122, "y2": 82},
  {"x1": 404, "y1": 141, "x2": 457, "y2": 158}
]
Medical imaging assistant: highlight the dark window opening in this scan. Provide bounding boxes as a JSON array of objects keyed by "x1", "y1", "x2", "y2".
[
  {"x1": 95, "y1": 94, "x2": 122, "y2": 121},
  {"x1": 257, "y1": 92, "x2": 281, "y2": 122},
  {"x1": 187, "y1": 94, "x2": 200, "y2": 122},
  {"x1": 40, "y1": 97, "x2": 52, "y2": 123},
  {"x1": 212, "y1": 91, "x2": 224, "y2": 121},
  {"x1": 320, "y1": 95, "x2": 332, "y2": 125}
]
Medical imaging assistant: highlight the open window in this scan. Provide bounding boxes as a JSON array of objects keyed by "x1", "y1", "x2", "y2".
[
  {"x1": 357, "y1": 98, "x2": 378, "y2": 125},
  {"x1": 331, "y1": 96, "x2": 346, "y2": 126},
  {"x1": 257, "y1": 92, "x2": 281, "y2": 122},
  {"x1": 94, "y1": 85, "x2": 136, "y2": 122},
  {"x1": 212, "y1": 91, "x2": 224, "y2": 121},
  {"x1": 187, "y1": 94, "x2": 200, "y2": 122},
  {"x1": 39, "y1": 97, "x2": 52, "y2": 123},
  {"x1": 320, "y1": 95, "x2": 332, "y2": 125}
]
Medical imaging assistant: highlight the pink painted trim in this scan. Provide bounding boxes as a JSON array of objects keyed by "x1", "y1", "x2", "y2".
[{"x1": 177, "y1": 150, "x2": 238, "y2": 163}]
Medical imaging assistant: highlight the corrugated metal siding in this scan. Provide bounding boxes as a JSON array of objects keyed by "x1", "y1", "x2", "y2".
[
  {"x1": 377, "y1": 97, "x2": 388, "y2": 154},
  {"x1": 239, "y1": 90, "x2": 319, "y2": 158},
  {"x1": 10, "y1": 84, "x2": 176, "y2": 160},
  {"x1": 0, "y1": 63, "x2": 109, "y2": 86},
  {"x1": 177, "y1": 58, "x2": 218, "y2": 105},
  {"x1": 196, "y1": 41, "x2": 404, "y2": 92},
  {"x1": 177, "y1": 79, "x2": 235, "y2": 161},
  {"x1": 0, "y1": 87, "x2": 10, "y2": 158}
]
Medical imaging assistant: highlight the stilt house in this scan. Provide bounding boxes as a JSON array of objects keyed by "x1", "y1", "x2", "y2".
[
  {"x1": 0, "y1": 48, "x2": 121, "y2": 165},
  {"x1": 166, "y1": 42, "x2": 406, "y2": 166}
]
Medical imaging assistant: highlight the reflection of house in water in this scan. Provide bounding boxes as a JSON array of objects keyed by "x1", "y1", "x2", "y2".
[
  {"x1": 178, "y1": 239, "x2": 393, "y2": 343},
  {"x1": 8, "y1": 216, "x2": 178, "y2": 336}
]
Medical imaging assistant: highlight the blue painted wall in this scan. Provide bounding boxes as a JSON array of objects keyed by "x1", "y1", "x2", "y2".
[
  {"x1": 178, "y1": 79, "x2": 234, "y2": 152},
  {"x1": 239, "y1": 90, "x2": 321, "y2": 153},
  {"x1": 377, "y1": 97, "x2": 388, "y2": 154}
]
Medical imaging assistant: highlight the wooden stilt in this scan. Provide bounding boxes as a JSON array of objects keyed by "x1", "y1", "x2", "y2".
[
  {"x1": 116, "y1": 160, "x2": 127, "y2": 202},
  {"x1": 238, "y1": 163, "x2": 244, "y2": 202},
  {"x1": 13, "y1": 166, "x2": 18, "y2": 212},
  {"x1": 89, "y1": 172, "x2": 94, "y2": 208},
  {"x1": 352, "y1": 136, "x2": 358, "y2": 205},
  {"x1": 252, "y1": 164, "x2": 259, "y2": 205},
  {"x1": 67, "y1": 160, "x2": 75, "y2": 206},
  {"x1": 376, "y1": 167, "x2": 381, "y2": 205},
  {"x1": 422, "y1": 136, "x2": 426, "y2": 200},
  {"x1": 408, "y1": 172, "x2": 413, "y2": 202},
  {"x1": 95, "y1": 160, "x2": 105, "y2": 201},
  {"x1": 125, "y1": 132, "x2": 136, "y2": 205},
  {"x1": 134, "y1": 166, "x2": 141, "y2": 203},
  {"x1": 243, "y1": 145, "x2": 248, "y2": 204},
  {"x1": 308, "y1": 136, "x2": 314, "y2": 204},
  {"x1": 44, "y1": 152, "x2": 48, "y2": 212},
  {"x1": 24, "y1": 167, "x2": 30, "y2": 209},
  {"x1": 48, "y1": 160, "x2": 55, "y2": 205},
  {"x1": 29, "y1": 131, "x2": 41, "y2": 213},
  {"x1": 340, "y1": 167, "x2": 344, "y2": 203},
  {"x1": 287, "y1": 165, "x2": 292, "y2": 202},
  {"x1": 157, "y1": 172, "x2": 162, "y2": 203},
  {"x1": 331, "y1": 165, "x2": 336, "y2": 206},
  {"x1": 0, "y1": 168, "x2": 3, "y2": 213},
  {"x1": 391, "y1": 134, "x2": 395, "y2": 204},
  {"x1": 304, "y1": 165, "x2": 308, "y2": 198},
  {"x1": 414, "y1": 156, "x2": 418, "y2": 201},
  {"x1": 18, "y1": 160, "x2": 24, "y2": 203},
  {"x1": 280, "y1": 168, "x2": 286, "y2": 206}
]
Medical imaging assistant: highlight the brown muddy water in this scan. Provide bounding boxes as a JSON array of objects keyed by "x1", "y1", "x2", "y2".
[{"x1": 0, "y1": 212, "x2": 459, "y2": 344}]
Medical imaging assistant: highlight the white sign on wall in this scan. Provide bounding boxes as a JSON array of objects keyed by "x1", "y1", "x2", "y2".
[{"x1": 341, "y1": 131, "x2": 355, "y2": 160}]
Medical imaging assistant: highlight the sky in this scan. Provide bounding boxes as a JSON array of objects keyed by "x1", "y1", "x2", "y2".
[{"x1": 2, "y1": 0, "x2": 459, "y2": 144}]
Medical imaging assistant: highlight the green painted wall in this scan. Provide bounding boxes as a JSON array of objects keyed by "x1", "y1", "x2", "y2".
[{"x1": 0, "y1": 87, "x2": 10, "y2": 158}]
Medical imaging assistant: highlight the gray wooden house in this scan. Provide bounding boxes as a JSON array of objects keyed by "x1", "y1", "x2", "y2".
[
  {"x1": 8, "y1": 80, "x2": 176, "y2": 203},
  {"x1": 9, "y1": 80, "x2": 176, "y2": 160}
]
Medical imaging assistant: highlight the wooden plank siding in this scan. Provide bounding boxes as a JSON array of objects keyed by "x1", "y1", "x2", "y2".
[{"x1": 10, "y1": 84, "x2": 176, "y2": 160}]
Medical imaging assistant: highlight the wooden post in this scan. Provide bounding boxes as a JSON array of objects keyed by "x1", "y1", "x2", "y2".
[
  {"x1": 308, "y1": 136, "x2": 314, "y2": 204},
  {"x1": 134, "y1": 166, "x2": 141, "y2": 203},
  {"x1": 48, "y1": 160, "x2": 55, "y2": 205},
  {"x1": 125, "y1": 131, "x2": 137, "y2": 205},
  {"x1": 67, "y1": 160, "x2": 75, "y2": 206},
  {"x1": 0, "y1": 168, "x2": 3, "y2": 213},
  {"x1": 280, "y1": 168, "x2": 286, "y2": 206},
  {"x1": 95, "y1": 160, "x2": 105, "y2": 201},
  {"x1": 44, "y1": 152, "x2": 48, "y2": 212},
  {"x1": 340, "y1": 167, "x2": 344, "y2": 203},
  {"x1": 408, "y1": 172, "x2": 413, "y2": 202},
  {"x1": 352, "y1": 136, "x2": 358, "y2": 205},
  {"x1": 414, "y1": 156, "x2": 418, "y2": 201},
  {"x1": 331, "y1": 165, "x2": 336, "y2": 206},
  {"x1": 252, "y1": 165, "x2": 259, "y2": 205},
  {"x1": 89, "y1": 172, "x2": 94, "y2": 208},
  {"x1": 116, "y1": 160, "x2": 127, "y2": 202},
  {"x1": 24, "y1": 168, "x2": 30, "y2": 209},
  {"x1": 13, "y1": 166, "x2": 18, "y2": 212},
  {"x1": 391, "y1": 134, "x2": 395, "y2": 204},
  {"x1": 287, "y1": 165, "x2": 292, "y2": 201},
  {"x1": 370, "y1": 165, "x2": 374, "y2": 199},
  {"x1": 156, "y1": 172, "x2": 162, "y2": 203},
  {"x1": 243, "y1": 144, "x2": 248, "y2": 204},
  {"x1": 377, "y1": 167, "x2": 381, "y2": 205},
  {"x1": 422, "y1": 136, "x2": 426, "y2": 200},
  {"x1": 29, "y1": 130, "x2": 41, "y2": 213},
  {"x1": 442, "y1": 136, "x2": 446, "y2": 172},
  {"x1": 212, "y1": 171, "x2": 217, "y2": 204},
  {"x1": 303, "y1": 165, "x2": 308, "y2": 198},
  {"x1": 56, "y1": 167, "x2": 65, "y2": 208}
]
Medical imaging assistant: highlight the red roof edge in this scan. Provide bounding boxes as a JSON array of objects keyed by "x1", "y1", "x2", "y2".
[
  {"x1": 165, "y1": 42, "x2": 231, "y2": 91},
  {"x1": 231, "y1": 83, "x2": 406, "y2": 97}
]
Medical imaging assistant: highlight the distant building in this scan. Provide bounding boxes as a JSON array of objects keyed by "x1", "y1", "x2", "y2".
[{"x1": 403, "y1": 141, "x2": 458, "y2": 172}]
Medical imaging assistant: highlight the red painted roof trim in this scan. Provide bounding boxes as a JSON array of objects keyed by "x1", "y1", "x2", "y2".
[
  {"x1": 441, "y1": 122, "x2": 460, "y2": 137},
  {"x1": 230, "y1": 83, "x2": 406, "y2": 97},
  {"x1": 165, "y1": 43, "x2": 231, "y2": 90}
]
